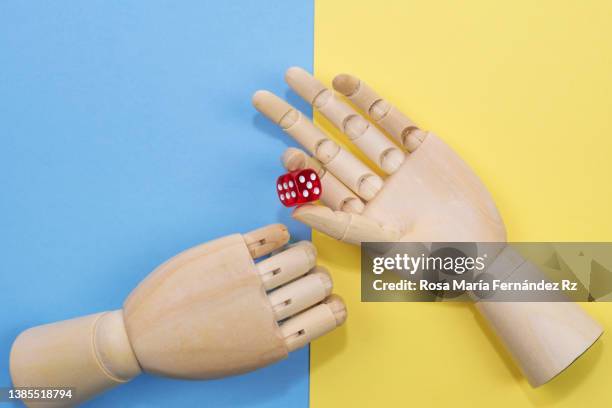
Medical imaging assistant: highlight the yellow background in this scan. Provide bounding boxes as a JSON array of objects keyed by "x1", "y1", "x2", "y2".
[{"x1": 310, "y1": 0, "x2": 612, "y2": 406}]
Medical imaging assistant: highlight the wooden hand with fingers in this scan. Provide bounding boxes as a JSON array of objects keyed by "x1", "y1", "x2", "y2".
[
  {"x1": 253, "y1": 68, "x2": 505, "y2": 244},
  {"x1": 10, "y1": 224, "x2": 346, "y2": 407},
  {"x1": 253, "y1": 68, "x2": 603, "y2": 387}
]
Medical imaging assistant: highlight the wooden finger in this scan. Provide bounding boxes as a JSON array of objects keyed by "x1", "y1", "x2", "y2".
[
  {"x1": 267, "y1": 267, "x2": 332, "y2": 321},
  {"x1": 253, "y1": 90, "x2": 383, "y2": 201},
  {"x1": 285, "y1": 67, "x2": 405, "y2": 173},
  {"x1": 282, "y1": 148, "x2": 364, "y2": 214},
  {"x1": 243, "y1": 224, "x2": 290, "y2": 258},
  {"x1": 280, "y1": 295, "x2": 347, "y2": 352},
  {"x1": 292, "y1": 204, "x2": 400, "y2": 245},
  {"x1": 255, "y1": 241, "x2": 317, "y2": 290},
  {"x1": 332, "y1": 73, "x2": 427, "y2": 152}
]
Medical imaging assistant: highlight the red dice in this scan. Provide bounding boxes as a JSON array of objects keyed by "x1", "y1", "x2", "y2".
[{"x1": 277, "y1": 168, "x2": 322, "y2": 207}]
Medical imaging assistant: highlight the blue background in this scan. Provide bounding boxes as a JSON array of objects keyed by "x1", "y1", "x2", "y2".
[{"x1": 0, "y1": 1, "x2": 313, "y2": 407}]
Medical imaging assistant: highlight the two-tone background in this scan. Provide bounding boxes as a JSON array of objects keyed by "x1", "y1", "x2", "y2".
[{"x1": 2, "y1": 1, "x2": 612, "y2": 406}]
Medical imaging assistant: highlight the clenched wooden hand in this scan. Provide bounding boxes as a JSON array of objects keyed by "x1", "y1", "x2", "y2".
[{"x1": 10, "y1": 224, "x2": 346, "y2": 407}]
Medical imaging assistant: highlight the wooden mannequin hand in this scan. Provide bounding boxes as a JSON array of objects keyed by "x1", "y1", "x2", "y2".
[
  {"x1": 10, "y1": 224, "x2": 346, "y2": 407},
  {"x1": 253, "y1": 67, "x2": 506, "y2": 244},
  {"x1": 119, "y1": 224, "x2": 346, "y2": 379},
  {"x1": 253, "y1": 69, "x2": 602, "y2": 388}
]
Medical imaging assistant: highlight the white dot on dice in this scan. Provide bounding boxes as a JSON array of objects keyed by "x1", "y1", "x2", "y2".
[
  {"x1": 314, "y1": 187, "x2": 320, "y2": 194},
  {"x1": 289, "y1": 181, "x2": 294, "y2": 187},
  {"x1": 299, "y1": 175, "x2": 305, "y2": 183},
  {"x1": 280, "y1": 195, "x2": 284, "y2": 200},
  {"x1": 303, "y1": 190, "x2": 309, "y2": 197},
  {"x1": 285, "y1": 193, "x2": 290, "y2": 199},
  {"x1": 283, "y1": 183, "x2": 288, "y2": 189},
  {"x1": 310, "y1": 173, "x2": 316, "y2": 181},
  {"x1": 277, "y1": 184, "x2": 282, "y2": 191},
  {"x1": 306, "y1": 181, "x2": 312, "y2": 189},
  {"x1": 291, "y1": 191, "x2": 296, "y2": 198}
]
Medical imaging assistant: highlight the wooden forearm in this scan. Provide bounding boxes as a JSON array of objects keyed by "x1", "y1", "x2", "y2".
[
  {"x1": 10, "y1": 310, "x2": 141, "y2": 407},
  {"x1": 371, "y1": 242, "x2": 603, "y2": 387},
  {"x1": 475, "y1": 246, "x2": 603, "y2": 387}
]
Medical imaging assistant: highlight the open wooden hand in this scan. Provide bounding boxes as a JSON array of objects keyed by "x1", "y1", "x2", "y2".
[
  {"x1": 10, "y1": 224, "x2": 346, "y2": 407},
  {"x1": 253, "y1": 67, "x2": 506, "y2": 244},
  {"x1": 254, "y1": 70, "x2": 602, "y2": 388}
]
